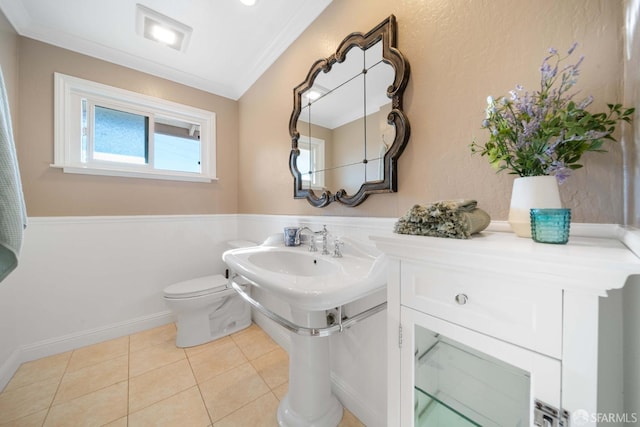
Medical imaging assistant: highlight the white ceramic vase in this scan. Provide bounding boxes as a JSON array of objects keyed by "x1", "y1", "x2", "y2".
[{"x1": 508, "y1": 176, "x2": 562, "y2": 237}]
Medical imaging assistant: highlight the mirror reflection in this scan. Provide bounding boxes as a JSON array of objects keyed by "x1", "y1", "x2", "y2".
[{"x1": 289, "y1": 15, "x2": 410, "y2": 207}]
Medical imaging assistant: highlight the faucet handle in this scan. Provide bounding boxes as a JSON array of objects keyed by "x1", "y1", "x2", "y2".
[
  {"x1": 332, "y1": 238, "x2": 344, "y2": 258},
  {"x1": 308, "y1": 235, "x2": 318, "y2": 252}
]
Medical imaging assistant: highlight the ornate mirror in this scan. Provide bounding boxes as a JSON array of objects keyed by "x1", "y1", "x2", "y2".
[{"x1": 289, "y1": 15, "x2": 410, "y2": 207}]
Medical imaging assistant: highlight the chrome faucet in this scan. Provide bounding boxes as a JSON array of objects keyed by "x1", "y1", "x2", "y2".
[
  {"x1": 296, "y1": 227, "x2": 316, "y2": 251},
  {"x1": 295, "y1": 225, "x2": 329, "y2": 254}
]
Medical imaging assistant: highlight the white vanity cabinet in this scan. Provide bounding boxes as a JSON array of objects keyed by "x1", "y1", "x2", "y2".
[{"x1": 371, "y1": 230, "x2": 640, "y2": 427}]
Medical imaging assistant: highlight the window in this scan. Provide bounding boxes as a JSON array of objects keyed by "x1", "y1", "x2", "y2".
[
  {"x1": 53, "y1": 73, "x2": 216, "y2": 182},
  {"x1": 298, "y1": 135, "x2": 325, "y2": 189}
]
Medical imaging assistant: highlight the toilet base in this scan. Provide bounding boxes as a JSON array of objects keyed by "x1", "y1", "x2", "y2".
[{"x1": 174, "y1": 293, "x2": 251, "y2": 348}]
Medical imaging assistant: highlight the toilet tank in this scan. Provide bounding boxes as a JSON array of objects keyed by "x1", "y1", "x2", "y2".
[{"x1": 227, "y1": 240, "x2": 257, "y2": 249}]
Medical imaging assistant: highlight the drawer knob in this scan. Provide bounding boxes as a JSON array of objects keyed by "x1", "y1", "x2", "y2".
[{"x1": 455, "y1": 293, "x2": 468, "y2": 305}]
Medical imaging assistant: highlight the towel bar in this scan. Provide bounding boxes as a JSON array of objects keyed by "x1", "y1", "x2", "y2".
[{"x1": 229, "y1": 275, "x2": 386, "y2": 337}]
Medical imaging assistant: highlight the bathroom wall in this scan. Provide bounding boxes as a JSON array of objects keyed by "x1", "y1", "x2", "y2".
[
  {"x1": 16, "y1": 38, "x2": 240, "y2": 217},
  {"x1": 238, "y1": 0, "x2": 627, "y2": 223}
]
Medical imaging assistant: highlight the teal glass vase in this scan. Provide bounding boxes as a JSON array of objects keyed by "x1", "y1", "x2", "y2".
[{"x1": 529, "y1": 208, "x2": 571, "y2": 244}]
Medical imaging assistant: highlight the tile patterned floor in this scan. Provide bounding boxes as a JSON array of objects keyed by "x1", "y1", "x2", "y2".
[{"x1": 0, "y1": 323, "x2": 365, "y2": 426}]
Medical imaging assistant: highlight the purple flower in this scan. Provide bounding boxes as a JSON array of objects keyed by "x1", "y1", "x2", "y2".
[
  {"x1": 567, "y1": 42, "x2": 578, "y2": 54},
  {"x1": 547, "y1": 161, "x2": 571, "y2": 184},
  {"x1": 578, "y1": 95, "x2": 594, "y2": 109}
]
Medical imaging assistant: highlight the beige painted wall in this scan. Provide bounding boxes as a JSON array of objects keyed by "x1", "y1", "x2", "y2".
[
  {"x1": 238, "y1": 0, "x2": 628, "y2": 222},
  {"x1": 331, "y1": 108, "x2": 388, "y2": 194},
  {"x1": 16, "y1": 38, "x2": 239, "y2": 216}
]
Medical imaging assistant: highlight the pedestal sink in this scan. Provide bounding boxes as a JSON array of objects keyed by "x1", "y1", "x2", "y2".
[{"x1": 222, "y1": 234, "x2": 387, "y2": 427}]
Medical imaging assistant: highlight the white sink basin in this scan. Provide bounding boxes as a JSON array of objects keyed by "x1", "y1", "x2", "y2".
[
  {"x1": 247, "y1": 250, "x2": 339, "y2": 277},
  {"x1": 222, "y1": 235, "x2": 387, "y2": 311}
]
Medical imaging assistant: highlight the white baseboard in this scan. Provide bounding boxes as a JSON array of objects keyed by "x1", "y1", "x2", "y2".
[
  {"x1": 0, "y1": 348, "x2": 22, "y2": 392},
  {"x1": 331, "y1": 371, "x2": 385, "y2": 427},
  {"x1": 251, "y1": 310, "x2": 291, "y2": 352},
  {"x1": 0, "y1": 310, "x2": 174, "y2": 391}
]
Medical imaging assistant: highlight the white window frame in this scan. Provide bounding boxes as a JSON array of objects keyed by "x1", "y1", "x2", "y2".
[
  {"x1": 53, "y1": 72, "x2": 217, "y2": 182},
  {"x1": 298, "y1": 135, "x2": 325, "y2": 189}
]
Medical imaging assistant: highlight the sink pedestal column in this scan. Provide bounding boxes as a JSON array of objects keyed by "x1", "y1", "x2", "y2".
[{"x1": 277, "y1": 308, "x2": 343, "y2": 427}]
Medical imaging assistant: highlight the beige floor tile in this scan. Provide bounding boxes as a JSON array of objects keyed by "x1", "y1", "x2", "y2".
[
  {"x1": 271, "y1": 382, "x2": 288, "y2": 401},
  {"x1": 44, "y1": 381, "x2": 127, "y2": 427},
  {"x1": 128, "y1": 386, "x2": 210, "y2": 427},
  {"x1": 184, "y1": 335, "x2": 232, "y2": 358},
  {"x1": 250, "y1": 348, "x2": 289, "y2": 389},
  {"x1": 0, "y1": 408, "x2": 47, "y2": 427},
  {"x1": 129, "y1": 339, "x2": 185, "y2": 377},
  {"x1": 213, "y1": 392, "x2": 279, "y2": 427},
  {"x1": 129, "y1": 323, "x2": 177, "y2": 353},
  {"x1": 339, "y1": 409, "x2": 365, "y2": 427},
  {"x1": 66, "y1": 336, "x2": 129, "y2": 372},
  {"x1": 231, "y1": 325, "x2": 279, "y2": 360},
  {"x1": 4, "y1": 351, "x2": 71, "y2": 392},
  {"x1": 187, "y1": 337, "x2": 247, "y2": 384},
  {"x1": 0, "y1": 324, "x2": 361, "y2": 427},
  {"x1": 129, "y1": 358, "x2": 196, "y2": 413},
  {"x1": 54, "y1": 354, "x2": 128, "y2": 404},
  {"x1": 0, "y1": 377, "x2": 59, "y2": 424},
  {"x1": 199, "y1": 362, "x2": 270, "y2": 422},
  {"x1": 103, "y1": 416, "x2": 128, "y2": 427}
]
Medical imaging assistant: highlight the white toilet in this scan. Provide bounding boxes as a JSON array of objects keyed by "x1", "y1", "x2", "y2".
[{"x1": 163, "y1": 240, "x2": 254, "y2": 348}]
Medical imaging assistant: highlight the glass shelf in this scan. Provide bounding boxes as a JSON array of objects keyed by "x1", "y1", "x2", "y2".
[
  {"x1": 414, "y1": 326, "x2": 530, "y2": 427},
  {"x1": 415, "y1": 386, "x2": 481, "y2": 426}
]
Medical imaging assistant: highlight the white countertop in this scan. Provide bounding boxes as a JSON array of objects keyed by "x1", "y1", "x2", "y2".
[{"x1": 371, "y1": 228, "x2": 640, "y2": 296}]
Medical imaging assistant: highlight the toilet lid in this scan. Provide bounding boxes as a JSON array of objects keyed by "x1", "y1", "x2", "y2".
[{"x1": 164, "y1": 274, "x2": 229, "y2": 298}]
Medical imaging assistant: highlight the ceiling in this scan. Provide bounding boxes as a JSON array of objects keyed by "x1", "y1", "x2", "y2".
[{"x1": 0, "y1": 0, "x2": 332, "y2": 100}]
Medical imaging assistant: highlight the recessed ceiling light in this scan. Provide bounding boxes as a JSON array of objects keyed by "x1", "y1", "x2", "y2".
[
  {"x1": 307, "y1": 90, "x2": 322, "y2": 101},
  {"x1": 150, "y1": 24, "x2": 177, "y2": 45},
  {"x1": 304, "y1": 85, "x2": 329, "y2": 102},
  {"x1": 239, "y1": 0, "x2": 257, "y2": 6},
  {"x1": 136, "y1": 4, "x2": 192, "y2": 52}
]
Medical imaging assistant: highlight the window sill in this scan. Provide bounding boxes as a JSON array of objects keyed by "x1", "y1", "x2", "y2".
[{"x1": 50, "y1": 163, "x2": 217, "y2": 183}]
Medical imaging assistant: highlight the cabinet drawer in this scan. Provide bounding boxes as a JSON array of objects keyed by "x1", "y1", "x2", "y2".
[{"x1": 400, "y1": 261, "x2": 562, "y2": 358}]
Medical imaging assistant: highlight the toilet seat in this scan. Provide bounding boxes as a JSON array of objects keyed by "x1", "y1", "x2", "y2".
[{"x1": 163, "y1": 274, "x2": 229, "y2": 299}]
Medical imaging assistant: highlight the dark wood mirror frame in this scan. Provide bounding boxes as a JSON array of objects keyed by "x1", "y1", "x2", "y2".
[{"x1": 289, "y1": 15, "x2": 410, "y2": 207}]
